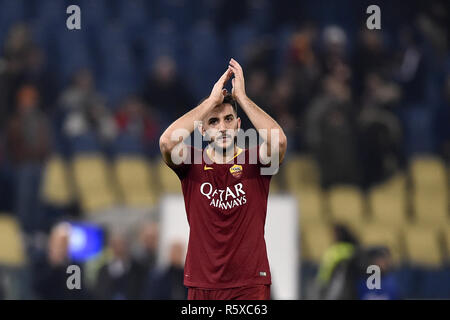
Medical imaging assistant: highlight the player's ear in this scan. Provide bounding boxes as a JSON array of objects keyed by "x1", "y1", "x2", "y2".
[
  {"x1": 197, "y1": 121, "x2": 205, "y2": 136},
  {"x1": 237, "y1": 117, "x2": 241, "y2": 131}
]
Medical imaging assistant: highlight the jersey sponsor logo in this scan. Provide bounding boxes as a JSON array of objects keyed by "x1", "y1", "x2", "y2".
[
  {"x1": 229, "y1": 164, "x2": 243, "y2": 178},
  {"x1": 204, "y1": 165, "x2": 214, "y2": 171},
  {"x1": 200, "y1": 182, "x2": 247, "y2": 211}
]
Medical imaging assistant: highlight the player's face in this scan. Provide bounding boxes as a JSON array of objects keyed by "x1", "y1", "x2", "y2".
[{"x1": 203, "y1": 103, "x2": 241, "y2": 151}]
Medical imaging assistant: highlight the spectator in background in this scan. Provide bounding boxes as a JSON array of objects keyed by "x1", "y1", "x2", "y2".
[
  {"x1": 6, "y1": 85, "x2": 51, "y2": 233},
  {"x1": 59, "y1": 68, "x2": 117, "y2": 146},
  {"x1": 288, "y1": 23, "x2": 322, "y2": 115},
  {"x1": 268, "y1": 74, "x2": 298, "y2": 151},
  {"x1": 95, "y1": 231, "x2": 147, "y2": 300},
  {"x1": 393, "y1": 27, "x2": 427, "y2": 106},
  {"x1": 20, "y1": 45, "x2": 57, "y2": 113},
  {"x1": 356, "y1": 246, "x2": 400, "y2": 300},
  {"x1": 132, "y1": 221, "x2": 159, "y2": 273},
  {"x1": 143, "y1": 55, "x2": 195, "y2": 119},
  {"x1": 435, "y1": 74, "x2": 450, "y2": 162},
  {"x1": 32, "y1": 223, "x2": 87, "y2": 299},
  {"x1": 319, "y1": 25, "x2": 348, "y2": 75},
  {"x1": 145, "y1": 241, "x2": 187, "y2": 300},
  {"x1": 0, "y1": 23, "x2": 33, "y2": 127},
  {"x1": 114, "y1": 96, "x2": 161, "y2": 156},
  {"x1": 358, "y1": 72, "x2": 404, "y2": 188},
  {"x1": 315, "y1": 224, "x2": 360, "y2": 300},
  {"x1": 305, "y1": 66, "x2": 361, "y2": 188},
  {"x1": 352, "y1": 28, "x2": 391, "y2": 98},
  {"x1": 246, "y1": 69, "x2": 271, "y2": 108}
]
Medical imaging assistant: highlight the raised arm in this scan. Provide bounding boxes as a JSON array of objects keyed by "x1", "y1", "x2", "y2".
[
  {"x1": 228, "y1": 58, "x2": 287, "y2": 164},
  {"x1": 159, "y1": 67, "x2": 233, "y2": 167}
]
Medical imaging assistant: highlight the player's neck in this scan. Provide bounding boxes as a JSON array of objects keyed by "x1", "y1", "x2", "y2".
[{"x1": 207, "y1": 144, "x2": 240, "y2": 164}]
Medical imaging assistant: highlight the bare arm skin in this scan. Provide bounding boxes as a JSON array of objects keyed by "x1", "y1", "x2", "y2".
[
  {"x1": 229, "y1": 58, "x2": 287, "y2": 164},
  {"x1": 159, "y1": 67, "x2": 233, "y2": 167}
]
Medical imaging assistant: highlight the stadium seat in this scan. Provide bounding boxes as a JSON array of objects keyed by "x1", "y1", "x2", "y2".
[
  {"x1": 359, "y1": 224, "x2": 403, "y2": 263},
  {"x1": 186, "y1": 21, "x2": 226, "y2": 100},
  {"x1": 113, "y1": 133, "x2": 145, "y2": 155},
  {"x1": 413, "y1": 191, "x2": 449, "y2": 226},
  {"x1": 368, "y1": 173, "x2": 408, "y2": 226},
  {"x1": 411, "y1": 156, "x2": 448, "y2": 192},
  {"x1": 156, "y1": 160, "x2": 182, "y2": 194},
  {"x1": 328, "y1": 185, "x2": 366, "y2": 228},
  {"x1": 301, "y1": 223, "x2": 334, "y2": 263},
  {"x1": 72, "y1": 154, "x2": 118, "y2": 214},
  {"x1": 402, "y1": 108, "x2": 435, "y2": 156},
  {"x1": 282, "y1": 154, "x2": 320, "y2": 193},
  {"x1": 114, "y1": 156, "x2": 156, "y2": 208},
  {"x1": 117, "y1": 0, "x2": 149, "y2": 40},
  {"x1": 0, "y1": 214, "x2": 26, "y2": 267},
  {"x1": 296, "y1": 188, "x2": 325, "y2": 225},
  {"x1": 403, "y1": 225, "x2": 444, "y2": 268},
  {"x1": 69, "y1": 132, "x2": 101, "y2": 154},
  {"x1": 41, "y1": 155, "x2": 73, "y2": 206},
  {"x1": 143, "y1": 20, "x2": 184, "y2": 73},
  {"x1": 34, "y1": 0, "x2": 66, "y2": 25},
  {"x1": 443, "y1": 226, "x2": 450, "y2": 262},
  {"x1": 0, "y1": 0, "x2": 25, "y2": 29},
  {"x1": 229, "y1": 23, "x2": 259, "y2": 65},
  {"x1": 268, "y1": 175, "x2": 281, "y2": 194}
]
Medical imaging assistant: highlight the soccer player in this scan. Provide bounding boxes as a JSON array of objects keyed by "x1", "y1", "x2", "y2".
[{"x1": 159, "y1": 58, "x2": 287, "y2": 300}]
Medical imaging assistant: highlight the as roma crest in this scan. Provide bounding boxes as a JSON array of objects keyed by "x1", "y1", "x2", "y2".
[{"x1": 229, "y1": 164, "x2": 243, "y2": 178}]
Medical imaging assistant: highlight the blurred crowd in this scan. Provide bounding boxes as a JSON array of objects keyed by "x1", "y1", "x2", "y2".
[{"x1": 0, "y1": 0, "x2": 449, "y2": 299}]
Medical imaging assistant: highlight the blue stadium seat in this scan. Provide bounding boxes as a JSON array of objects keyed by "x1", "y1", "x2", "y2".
[
  {"x1": 56, "y1": 31, "x2": 93, "y2": 85},
  {"x1": 185, "y1": 21, "x2": 226, "y2": 100},
  {"x1": 400, "y1": 106, "x2": 436, "y2": 156},
  {"x1": 143, "y1": 20, "x2": 183, "y2": 73},
  {"x1": 228, "y1": 23, "x2": 259, "y2": 66},
  {"x1": 155, "y1": 0, "x2": 192, "y2": 31},
  {"x1": 0, "y1": 0, "x2": 26, "y2": 51},
  {"x1": 421, "y1": 269, "x2": 450, "y2": 299},
  {"x1": 117, "y1": 0, "x2": 150, "y2": 42},
  {"x1": 99, "y1": 78, "x2": 136, "y2": 109},
  {"x1": 273, "y1": 25, "x2": 295, "y2": 75},
  {"x1": 0, "y1": 0, "x2": 25, "y2": 26},
  {"x1": 113, "y1": 132, "x2": 145, "y2": 156},
  {"x1": 247, "y1": 0, "x2": 272, "y2": 31},
  {"x1": 34, "y1": 0, "x2": 65, "y2": 26},
  {"x1": 69, "y1": 132, "x2": 101, "y2": 154},
  {"x1": 78, "y1": 0, "x2": 110, "y2": 30}
]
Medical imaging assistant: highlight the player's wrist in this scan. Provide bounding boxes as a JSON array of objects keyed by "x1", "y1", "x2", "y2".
[{"x1": 234, "y1": 92, "x2": 247, "y2": 105}]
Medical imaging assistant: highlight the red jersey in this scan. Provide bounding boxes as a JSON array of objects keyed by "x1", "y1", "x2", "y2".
[{"x1": 171, "y1": 145, "x2": 273, "y2": 289}]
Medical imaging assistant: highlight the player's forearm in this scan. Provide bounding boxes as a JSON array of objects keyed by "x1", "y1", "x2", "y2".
[
  {"x1": 159, "y1": 97, "x2": 215, "y2": 154},
  {"x1": 236, "y1": 95, "x2": 287, "y2": 150}
]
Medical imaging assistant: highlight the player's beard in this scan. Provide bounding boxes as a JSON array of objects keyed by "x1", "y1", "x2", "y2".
[{"x1": 211, "y1": 133, "x2": 236, "y2": 158}]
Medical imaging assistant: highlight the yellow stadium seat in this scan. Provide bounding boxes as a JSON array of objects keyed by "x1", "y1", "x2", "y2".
[
  {"x1": 301, "y1": 223, "x2": 334, "y2": 263},
  {"x1": 114, "y1": 157, "x2": 157, "y2": 208},
  {"x1": 72, "y1": 154, "x2": 118, "y2": 213},
  {"x1": 413, "y1": 190, "x2": 448, "y2": 225},
  {"x1": 0, "y1": 215, "x2": 26, "y2": 267},
  {"x1": 283, "y1": 154, "x2": 320, "y2": 193},
  {"x1": 410, "y1": 156, "x2": 448, "y2": 193},
  {"x1": 156, "y1": 160, "x2": 182, "y2": 194},
  {"x1": 296, "y1": 188, "x2": 325, "y2": 224},
  {"x1": 443, "y1": 226, "x2": 450, "y2": 261},
  {"x1": 403, "y1": 225, "x2": 444, "y2": 267},
  {"x1": 41, "y1": 156, "x2": 73, "y2": 206},
  {"x1": 268, "y1": 177, "x2": 280, "y2": 195},
  {"x1": 359, "y1": 224, "x2": 403, "y2": 263},
  {"x1": 410, "y1": 156, "x2": 449, "y2": 225},
  {"x1": 368, "y1": 174, "x2": 408, "y2": 226},
  {"x1": 328, "y1": 185, "x2": 366, "y2": 228}
]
